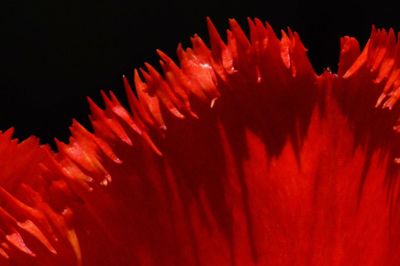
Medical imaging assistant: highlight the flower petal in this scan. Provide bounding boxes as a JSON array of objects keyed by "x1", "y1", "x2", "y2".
[{"x1": 2, "y1": 19, "x2": 400, "y2": 265}]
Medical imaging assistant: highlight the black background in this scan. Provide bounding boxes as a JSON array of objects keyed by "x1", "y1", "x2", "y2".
[{"x1": 1, "y1": 0, "x2": 399, "y2": 146}]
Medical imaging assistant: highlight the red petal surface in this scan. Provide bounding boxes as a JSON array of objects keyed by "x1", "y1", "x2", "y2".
[{"x1": 1, "y1": 19, "x2": 400, "y2": 265}]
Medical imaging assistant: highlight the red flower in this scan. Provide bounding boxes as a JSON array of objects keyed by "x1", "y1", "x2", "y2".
[{"x1": 1, "y1": 18, "x2": 400, "y2": 265}]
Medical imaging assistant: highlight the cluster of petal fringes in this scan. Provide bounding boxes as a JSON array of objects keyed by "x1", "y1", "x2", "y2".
[
  {"x1": 0, "y1": 129, "x2": 81, "y2": 265},
  {"x1": 56, "y1": 18, "x2": 318, "y2": 191},
  {"x1": 2, "y1": 17, "x2": 400, "y2": 265},
  {"x1": 0, "y1": 18, "x2": 319, "y2": 265},
  {"x1": 341, "y1": 26, "x2": 400, "y2": 111},
  {"x1": 337, "y1": 28, "x2": 400, "y2": 163}
]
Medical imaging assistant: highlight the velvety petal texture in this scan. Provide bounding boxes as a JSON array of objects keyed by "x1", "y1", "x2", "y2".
[{"x1": 1, "y1": 18, "x2": 400, "y2": 265}]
